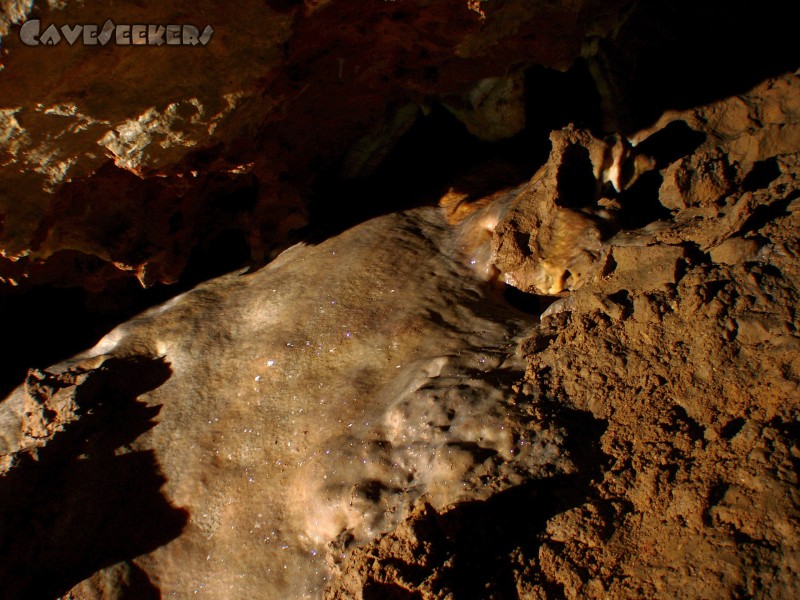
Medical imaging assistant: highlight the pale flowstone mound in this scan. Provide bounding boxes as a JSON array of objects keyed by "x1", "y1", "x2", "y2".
[{"x1": 0, "y1": 206, "x2": 572, "y2": 598}]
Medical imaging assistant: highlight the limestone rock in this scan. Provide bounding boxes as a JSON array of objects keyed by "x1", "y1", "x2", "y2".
[
  {"x1": 0, "y1": 0, "x2": 630, "y2": 289},
  {"x1": 0, "y1": 206, "x2": 571, "y2": 598}
]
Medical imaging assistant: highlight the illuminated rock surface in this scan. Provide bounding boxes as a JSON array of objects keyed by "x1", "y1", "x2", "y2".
[
  {"x1": 0, "y1": 206, "x2": 571, "y2": 598},
  {"x1": 2, "y1": 2, "x2": 800, "y2": 599}
]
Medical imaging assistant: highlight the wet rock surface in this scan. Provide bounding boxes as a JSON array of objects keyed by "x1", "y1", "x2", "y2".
[
  {"x1": 1, "y1": 206, "x2": 573, "y2": 598},
  {"x1": 1, "y1": 2, "x2": 800, "y2": 599}
]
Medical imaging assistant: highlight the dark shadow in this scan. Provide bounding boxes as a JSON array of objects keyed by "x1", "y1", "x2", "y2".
[
  {"x1": 263, "y1": 0, "x2": 303, "y2": 11},
  {"x1": 557, "y1": 145, "x2": 597, "y2": 210},
  {"x1": 0, "y1": 282, "x2": 168, "y2": 400},
  {"x1": 663, "y1": 406, "x2": 705, "y2": 443},
  {"x1": 703, "y1": 481, "x2": 731, "y2": 527},
  {"x1": 304, "y1": 59, "x2": 607, "y2": 244},
  {"x1": 113, "y1": 562, "x2": 162, "y2": 599},
  {"x1": 502, "y1": 286, "x2": 553, "y2": 316},
  {"x1": 594, "y1": 0, "x2": 800, "y2": 133},
  {"x1": 0, "y1": 356, "x2": 186, "y2": 599},
  {"x1": 363, "y1": 582, "x2": 423, "y2": 600},
  {"x1": 0, "y1": 279, "x2": 172, "y2": 401},
  {"x1": 434, "y1": 475, "x2": 585, "y2": 597},
  {"x1": 742, "y1": 158, "x2": 782, "y2": 192},
  {"x1": 0, "y1": 225, "x2": 250, "y2": 402},
  {"x1": 720, "y1": 417, "x2": 747, "y2": 440},
  {"x1": 305, "y1": 104, "x2": 485, "y2": 241},
  {"x1": 634, "y1": 120, "x2": 707, "y2": 168},
  {"x1": 611, "y1": 121, "x2": 707, "y2": 230},
  {"x1": 304, "y1": 103, "x2": 548, "y2": 242},
  {"x1": 607, "y1": 289, "x2": 634, "y2": 318},
  {"x1": 363, "y1": 405, "x2": 607, "y2": 597},
  {"x1": 525, "y1": 62, "x2": 604, "y2": 136},
  {"x1": 615, "y1": 170, "x2": 673, "y2": 230}
]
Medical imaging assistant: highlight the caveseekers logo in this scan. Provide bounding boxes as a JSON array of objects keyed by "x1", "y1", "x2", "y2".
[{"x1": 19, "y1": 19, "x2": 214, "y2": 46}]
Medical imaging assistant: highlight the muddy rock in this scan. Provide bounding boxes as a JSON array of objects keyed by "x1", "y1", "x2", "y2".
[
  {"x1": 514, "y1": 73, "x2": 800, "y2": 598},
  {"x1": 322, "y1": 70, "x2": 800, "y2": 599},
  {"x1": 491, "y1": 126, "x2": 622, "y2": 295},
  {"x1": 658, "y1": 148, "x2": 741, "y2": 211}
]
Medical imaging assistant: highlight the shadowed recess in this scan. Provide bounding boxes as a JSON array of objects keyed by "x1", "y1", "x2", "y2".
[
  {"x1": 594, "y1": 0, "x2": 800, "y2": 132},
  {"x1": 0, "y1": 356, "x2": 185, "y2": 599},
  {"x1": 344, "y1": 405, "x2": 607, "y2": 597}
]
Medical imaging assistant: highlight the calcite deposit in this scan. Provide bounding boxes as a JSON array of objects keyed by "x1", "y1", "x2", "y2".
[
  {"x1": 1, "y1": 1, "x2": 800, "y2": 599},
  {"x1": 0, "y1": 205, "x2": 571, "y2": 598}
]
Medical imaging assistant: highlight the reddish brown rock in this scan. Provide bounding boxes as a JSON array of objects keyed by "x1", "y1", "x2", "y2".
[
  {"x1": 321, "y1": 70, "x2": 800, "y2": 599},
  {"x1": 0, "y1": 0, "x2": 629, "y2": 289}
]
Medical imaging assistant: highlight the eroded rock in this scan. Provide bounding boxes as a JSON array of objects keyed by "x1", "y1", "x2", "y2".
[
  {"x1": 0, "y1": 206, "x2": 572, "y2": 598},
  {"x1": 490, "y1": 125, "x2": 655, "y2": 295}
]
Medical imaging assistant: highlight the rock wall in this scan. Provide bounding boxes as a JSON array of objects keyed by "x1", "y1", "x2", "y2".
[{"x1": 0, "y1": 0, "x2": 628, "y2": 289}]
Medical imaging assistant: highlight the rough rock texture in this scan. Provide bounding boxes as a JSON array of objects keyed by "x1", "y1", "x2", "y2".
[
  {"x1": 0, "y1": 0, "x2": 628, "y2": 288},
  {"x1": 491, "y1": 125, "x2": 626, "y2": 295},
  {"x1": 2, "y1": 2, "x2": 800, "y2": 599},
  {"x1": 517, "y1": 74, "x2": 800, "y2": 599},
  {"x1": 325, "y1": 71, "x2": 800, "y2": 599}
]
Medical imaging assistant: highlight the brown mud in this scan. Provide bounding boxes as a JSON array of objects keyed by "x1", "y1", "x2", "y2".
[{"x1": 324, "y1": 72, "x2": 800, "y2": 599}]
